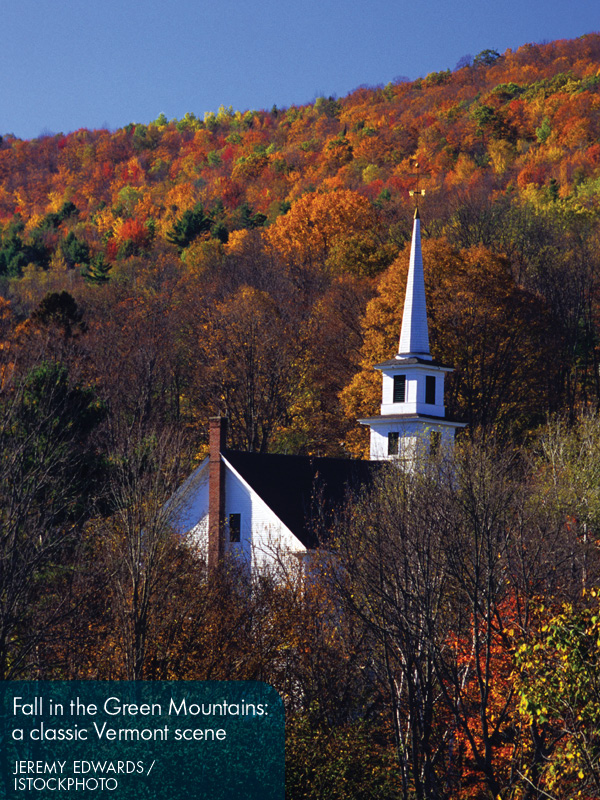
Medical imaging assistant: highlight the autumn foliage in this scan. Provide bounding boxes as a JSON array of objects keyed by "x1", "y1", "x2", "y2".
[{"x1": 2, "y1": 33, "x2": 600, "y2": 800}]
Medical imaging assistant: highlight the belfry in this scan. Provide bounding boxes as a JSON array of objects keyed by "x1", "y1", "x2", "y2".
[{"x1": 359, "y1": 207, "x2": 466, "y2": 463}]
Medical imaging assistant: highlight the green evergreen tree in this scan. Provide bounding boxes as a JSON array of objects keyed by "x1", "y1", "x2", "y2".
[
  {"x1": 61, "y1": 231, "x2": 90, "y2": 268},
  {"x1": 166, "y1": 203, "x2": 213, "y2": 251},
  {"x1": 81, "y1": 255, "x2": 111, "y2": 285}
]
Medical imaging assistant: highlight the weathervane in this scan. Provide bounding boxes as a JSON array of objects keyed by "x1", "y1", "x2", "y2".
[{"x1": 408, "y1": 159, "x2": 429, "y2": 211}]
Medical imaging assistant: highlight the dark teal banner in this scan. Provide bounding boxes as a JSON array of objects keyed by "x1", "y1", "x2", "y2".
[{"x1": 0, "y1": 682, "x2": 284, "y2": 799}]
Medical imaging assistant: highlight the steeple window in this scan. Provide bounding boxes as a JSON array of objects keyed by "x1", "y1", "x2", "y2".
[
  {"x1": 425, "y1": 375, "x2": 436, "y2": 405},
  {"x1": 388, "y1": 432, "x2": 399, "y2": 455},
  {"x1": 393, "y1": 375, "x2": 406, "y2": 403}
]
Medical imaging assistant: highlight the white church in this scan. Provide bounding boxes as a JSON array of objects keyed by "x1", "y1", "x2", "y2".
[{"x1": 174, "y1": 207, "x2": 465, "y2": 571}]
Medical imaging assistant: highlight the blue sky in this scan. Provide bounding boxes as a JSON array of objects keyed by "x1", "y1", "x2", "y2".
[{"x1": 1, "y1": 0, "x2": 599, "y2": 140}]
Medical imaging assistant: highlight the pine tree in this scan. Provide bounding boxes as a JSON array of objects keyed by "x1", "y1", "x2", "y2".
[{"x1": 81, "y1": 254, "x2": 111, "y2": 285}]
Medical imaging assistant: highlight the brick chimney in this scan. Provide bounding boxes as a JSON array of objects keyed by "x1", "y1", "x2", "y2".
[{"x1": 208, "y1": 416, "x2": 228, "y2": 570}]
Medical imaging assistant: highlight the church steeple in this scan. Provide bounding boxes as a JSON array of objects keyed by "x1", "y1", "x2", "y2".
[
  {"x1": 358, "y1": 207, "x2": 466, "y2": 463},
  {"x1": 398, "y1": 208, "x2": 432, "y2": 360}
]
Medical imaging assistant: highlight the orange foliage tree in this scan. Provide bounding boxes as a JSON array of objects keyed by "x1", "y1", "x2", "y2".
[
  {"x1": 266, "y1": 189, "x2": 379, "y2": 273},
  {"x1": 342, "y1": 238, "x2": 557, "y2": 455}
]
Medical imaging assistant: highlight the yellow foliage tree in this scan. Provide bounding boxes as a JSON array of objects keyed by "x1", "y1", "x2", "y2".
[{"x1": 266, "y1": 189, "x2": 376, "y2": 271}]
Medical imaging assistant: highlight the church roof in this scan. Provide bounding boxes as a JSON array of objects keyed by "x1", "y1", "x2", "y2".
[
  {"x1": 373, "y1": 356, "x2": 454, "y2": 371},
  {"x1": 358, "y1": 413, "x2": 467, "y2": 426},
  {"x1": 223, "y1": 450, "x2": 379, "y2": 549}
]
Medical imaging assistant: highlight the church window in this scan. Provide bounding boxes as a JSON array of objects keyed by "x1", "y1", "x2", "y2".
[
  {"x1": 425, "y1": 375, "x2": 436, "y2": 405},
  {"x1": 229, "y1": 513, "x2": 241, "y2": 543},
  {"x1": 393, "y1": 375, "x2": 406, "y2": 403},
  {"x1": 430, "y1": 430, "x2": 441, "y2": 455},
  {"x1": 388, "y1": 432, "x2": 399, "y2": 456}
]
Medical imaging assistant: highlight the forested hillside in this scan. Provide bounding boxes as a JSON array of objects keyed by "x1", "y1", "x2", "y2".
[
  {"x1": 1, "y1": 34, "x2": 600, "y2": 453},
  {"x1": 2, "y1": 34, "x2": 600, "y2": 799}
]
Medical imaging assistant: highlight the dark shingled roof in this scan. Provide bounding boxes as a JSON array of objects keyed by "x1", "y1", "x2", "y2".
[
  {"x1": 223, "y1": 450, "x2": 379, "y2": 549},
  {"x1": 374, "y1": 356, "x2": 453, "y2": 370},
  {"x1": 359, "y1": 413, "x2": 467, "y2": 425}
]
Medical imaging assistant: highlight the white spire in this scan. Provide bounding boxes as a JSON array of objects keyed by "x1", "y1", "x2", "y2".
[{"x1": 398, "y1": 208, "x2": 431, "y2": 360}]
